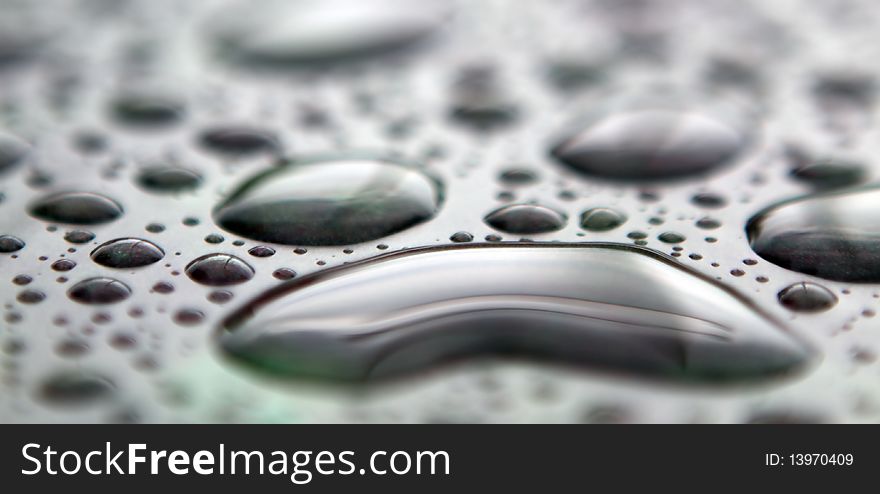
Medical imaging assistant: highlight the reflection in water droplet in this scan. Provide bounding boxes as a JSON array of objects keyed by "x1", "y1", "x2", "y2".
[
  {"x1": 68, "y1": 277, "x2": 132, "y2": 304},
  {"x1": 551, "y1": 110, "x2": 746, "y2": 181},
  {"x1": 136, "y1": 166, "x2": 202, "y2": 193},
  {"x1": 214, "y1": 155, "x2": 442, "y2": 245},
  {"x1": 209, "y1": 0, "x2": 449, "y2": 66},
  {"x1": 748, "y1": 186, "x2": 880, "y2": 282},
  {"x1": 198, "y1": 126, "x2": 279, "y2": 157},
  {"x1": 185, "y1": 253, "x2": 254, "y2": 286},
  {"x1": 449, "y1": 231, "x2": 473, "y2": 243},
  {"x1": 484, "y1": 204, "x2": 566, "y2": 234},
  {"x1": 777, "y1": 282, "x2": 838, "y2": 313},
  {"x1": 0, "y1": 131, "x2": 29, "y2": 174},
  {"x1": 29, "y1": 192, "x2": 123, "y2": 225},
  {"x1": 0, "y1": 234, "x2": 25, "y2": 253},
  {"x1": 39, "y1": 371, "x2": 115, "y2": 406},
  {"x1": 91, "y1": 238, "x2": 164, "y2": 268},
  {"x1": 219, "y1": 243, "x2": 812, "y2": 384},
  {"x1": 580, "y1": 207, "x2": 627, "y2": 232},
  {"x1": 51, "y1": 259, "x2": 76, "y2": 271},
  {"x1": 248, "y1": 245, "x2": 275, "y2": 258}
]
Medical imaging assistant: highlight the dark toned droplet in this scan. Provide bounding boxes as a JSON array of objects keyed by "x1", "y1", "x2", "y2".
[
  {"x1": 17, "y1": 289, "x2": 45, "y2": 304},
  {"x1": 68, "y1": 277, "x2": 132, "y2": 304},
  {"x1": 695, "y1": 217, "x2": 721, "y2": 230},
  {"x1": 0, "y1": 234, "x2": 25, "y2": 253},
  {"x1": 152, "y1": 281, "x2": 175, "y2": 294},
  {"x1": 174, "y1": 308, "x2": 204, "y2": 326},
  {"x1": 136, "y1": 166, "x2": 202, "y2": 193},
  {"x1": 484, "y1": 204, "x2": 566, "y2": 234},
  {"x1": 29, "y1": 191, "x2": 123, "y2": 225},
  {"x1": 219, "y1": 243, "x2": 812, "y2": 383},
  {"x1": 658, "y1": 232, "x2": 685, "y2": 244},
  {"x1": 64, "y1": 230, "x2": 95, "y2": 244},
  {"x1": 110, "y1": 94, "x2": 185, "y2": 128},
  {"x1": 209, "y1": 0, "x2": 449, "y2": 65},
  {"x1": 51, "y1": 259, "x2": 76, "y2": 271},
  {"x1": 204, "y1": 233, "x2": 224, "y2": 244},
  {"x1": 580, "y1": 207, "x2": 627, "y2": 232},
  {"x1": 39, "y1": 371, "x2": 115, "y2": 406},
  {"x1": 777, "y1": 282, "x2": 838, "y2": 313},
  {"x1": 208, "y1": 290, "x2": 234, "y2": 304},
  {"x1": 185, "y1": 253, "x2": 254, "y2": 286},
  {"x1": 248, "y1": 245, "x2": 275, "y2": 257},
  {"x1": 146, "y1": 223, "x2": 165, "y2": 233},
  {"x1": 748, "y1": 186, "x2": 880, "y2": 282},
  {"x1": 198, "y1": 126, "x2": 278, "y2": 156},
  {"x1": 91, "y1": 238, "x2": 164, "y2": 268},
  {"x1": 214, "y1": 155, "x2": 442, "y2": 245},
  {"x1": 12, "y1": 274, "x2": 32, "y2": 285},
  {"x1": 785, "y1": 146, "x2": 866, "y2": 191},
  {"x1": 449, "y1": 231, "x2": 473, "y2": 243},
  {"x1": 498, "y1": 168, "x2": 538, "y2": 186},
  {"x1": 0, "y1": 131, "x2": 29, "y2": 174},
  {"x1": 56, "y1": 339, "x2": 90, "y2": 357},
  {"x1": 691, "y1": 192, "x2": 727, "y2": 209},
  {"x1": 551, "y1": 110, "x2": 746, "y2": 181},
  {"x1": 272, "y1": 268, "x2": 296, "y2": 280}
]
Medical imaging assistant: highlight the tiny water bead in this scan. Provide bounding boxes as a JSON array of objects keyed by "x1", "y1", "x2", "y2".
[
  {"x1": 551, "y1": 109, "x2": 746, "y2": 181},
  {"x1": 152, "y1": 281, "x2": 174, "y2": 294},
  {"x1": 219, "y1": 243, "x2": 812, "y2": 383},
  {"x1": 109, "y1": 94, "x2": 185, "y2": 128},
  {"x1": 29, "y1": 192, "x2": 123, "y2": 225},
  {"x1": 209, "y1": 0, "x2": 450, "y2": 66},
  {"x1": 173, "y1": 308, "x2": 204, "y2": 326},
  {"x1": 63, "y1": 230, "x2": 95, "y2": 244},
  {"x1": 198, "y1": 126, "x2": 279, "y2": 157},
  {"x1": 248, "y1": 245, "x2": 275, "y2": 257},
  {"x1": 777, "y1": 282, "x2": 838, "y2": 313},
  {"x1": 696, "y1": 217, "x2": 721, "y2": 230},
  {"x1": 484, "y1": 204, "x2": 566, "y2": 234},
  {"x1": 0, "y1": 234, "x2": 25, "y2": 253},
  {"x1": 449, "y1": 231, "x2": 474, "y2": 243},
  {"x1": 135, "y1": 166, "x2": 203, "y2": 193},
  {"x1": 68, "y1": 277, "x2": 132, "y2": 305},
  {"x1": 204, "y1": 233, "x2": 225, "y2": 244},
  {"x1": 51, "y1": 259, "x2": 76, "y2": 271},
  {"x1": 214, "y1": 155, "x2": 442, "y2": 245},
  {"x1": 90, "y1": 238, "x2": 164, "y2": 268},
  {"x1": 145, "y1": 223, "x2": 165, "y2": 233},
  {"x1": 185, "y1": 253, "x2": 254, "y2": 286},
  {"x1": 498, "y1": 168, "x2": 538, "y2": 186},
  {"x1": 748, "y1": 186, "x2": 880, "y2": 282},
  {"x1": 691, "y1": 192, "x2": 727, "y2": 209},
  {"x1": 272, "y1": 268, "x2": 296, "y2": 280},
  {"x1": 0, "y1": 131, "x2": 29, "y2": 174},
  {"x1": 579, "y1": 207, "x2": 627, "y2": 232}
]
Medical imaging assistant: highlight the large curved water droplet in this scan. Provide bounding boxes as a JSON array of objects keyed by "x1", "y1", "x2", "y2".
[
  {"x1": 29, "y1": 191, "x2": 123, "y2": 225},
  {"x1": 551, "y1": 109, "x2": 746, "y2": 181},
  {"x1": 219, "y1": 243, "x2": 812, "y2": 384},
  {"x1": 748, "y1": 186, "x2": 880, "y2": 282},
  {"x1": 91, "y1": 238, "x2": 164, "y2": 268},
  {"x1": 208, "y1": 0, "x2": 449, "y2": 66},
  {"x1": 214, "y1": 155, "x2": 442, "y2": 245}
]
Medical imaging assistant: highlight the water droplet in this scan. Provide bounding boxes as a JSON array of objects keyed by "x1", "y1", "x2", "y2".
[
  {"x1": 64, "y1": 230, "x2": 95, "y2": 244},
  {"x1": 29, "y1": 192, "x2": 123, "y2": 225},
  {"x1": 152, "y1": 281, "x2": 174, "y2": 294},
  {"x1": 12, "y1": 274, "x2": 32, "y2": 285},
  {"x1": 272, "y1": 268, "x2": 296, "y2": 280},
  {"x1": 17, "y1": 289, "x2": 45, "y2": 304},
  {"x1": 51, "y1": 259, "x2": 76, "y2": 271},
  {"x1": 484, "y1": 204, "x2": 566, "y2": 234},
  {"x1": 0, "y1": 234, "x2": 25, "y2": 253},
  {"x1": 785, "y1": 146, "x2": 866, "y2": 191},
  {"x1": 691, "y1": 192, "x2": 727, "y2": 209},
  {"x1": 551, "y1": 110, "x2": 746, "y2": 181},
  {"x1": 208, "y1": 290, "x2": 234, "y2": 304},
  {"x1": 580, "y1": 207, "x2": 627, "y2": 232},
  {"x1": 136, "y1": 166, "x2": 202, "y2": 193},
  {"x1": 214, "y1": 155, "x2": 442, "y2": 245},
  {"x1": 695, "y1": 217, "x2": 721, "y2": 230},
  {"x1": 174, "y1": 308, "x2": 204, "y2": 326},
  {"x1": 777, "y1": 282, "x2": 838, "y2": 313},
  {"x1": 248, "y1": 245, "x2": 275, "y2": 257},
  {"x1": 498, "y1": 168, "x2": 538, "y2": 186},
  {"x1": 209, "y1": 0, "x2": 449, "y2": 66},
  {"x1": 39, "y1": 371, "x2": 115, "y2": 406},
  {"x1": 68, "y1": 277, "x2": 132, "y2": 305},
  {"x1": 185, "y1": 253, "x2": 254, "y2": 286},
  {"x1": 91, "y1": 238, "x2": 164, "y2": 268},
  {"x1": 658, "y1": 231, "x2": 685, "y2": 244},
  {"x1": 449, "y1": 231, "x2": 474, "y2": 243},
  {"x1": 748, "y1": 186, "x2": 880, "y2": 282},
  {"x1": 449, "y1": 65, "x2": 518, "y2": 130},
  {"x1": 0, "y1": 131, "x2": 29, "y2": 174},
  {"x1": 204, "y1": 233, "x2": 225, "y2": 244},
  {"x1": 110, "y1": 94, "x2": 184, "y2": 128},
  {"x1": 145, "y1": 223, "x2": 165, "y2": 233},
  {"x1": 198, "y1": 126, "x2": 279, "y2": 157},
  {"x1": 219, "y1": 243, "x2": 812, "y2": 383}
]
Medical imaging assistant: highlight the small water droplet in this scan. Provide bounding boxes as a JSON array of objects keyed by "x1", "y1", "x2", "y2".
[
  {"x1": 0, "y1": 234, "x2": 25, "y2": 253},
  {"x1": 68, "y1": 277, "x2": 132, "y2": 305},
  {"x1": 248, "y1": 245, "x2": 275, "y2": 257},
  {"x1": 580, "y1": 207, "x2": 627, "y2": 232},
  {"x1": 185, "y1": 253, "x2": 254, "y2": 286},
  {"x1": 484, "y1": 204, "x2": 566, "y2": 234},
  {"x1": 64, "y1": 230, "x2": 95, "y2": 244},
  {"x1": 449, "y1": 231, "x2": 474, "y2": 243},
  {"x1": 110, "y1": 93, "x2": 184, "y2": 128},
  {"x1": 29, "y1": 192, "x2": 123, "y2": 225},
  {"x1": 136, "y1": 166, "x2": 202, "y2": 193},
  {"x1": 91, "y1": 238, "x2": 164, "y2": 268},
  {"x1": 17, "y1": 289, "x2": 45, "y2": 304},
  {"x1": 39, "y1": 371, "x2": 115, "y2": 407},
  {"x1": 272, "y1": 268, "x2": 297, "y2": 280},
  {"x1": 51, "y1": 259, "x2": 76, "y2": 271},
  {"x1": 777, "y1": 282, "x2": 838, "y2": 313},
  {"x1": 198, "y1": 126, "x2": 279, "y2": 157}
]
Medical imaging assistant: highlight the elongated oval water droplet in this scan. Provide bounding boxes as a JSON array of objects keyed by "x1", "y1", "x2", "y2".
[
  {"x1": 29, "y1": 192, "x2": 123, "y2": 225},
  {"x1": 110, "y1": 93, "x2": 184, "y2": 128},
  {"x1": 484, "y1": 204, "x2": 566, "y2": 234},
  {"x1": 136, "y1": 166, "x2": 202, "y2": 193},
  {"x1": 209, "y1": 0, "x2": 449, "y2": 66},
  {"x1": 68, "y1": 277, "x2": 131, "y2": 304},
  {"x1": 185, "y1": 253, "x2": 254, "y2": 286},
  {"x1": 198, "y1": 126, "x2": 279, "y2": 157},
  {"x1": 91, "y1": 238, "x2": 164, "y2": 268},
  {"x1": 748, "y1": 186, "x2": 880, "y2": 282},
  {"x1": 214, "y1": 155, "x2": 442, "y2": 245},
  {"x1": 551, "y1": 110, "x2": 746, "y2": 181},
  {"x1": 39, "y1": 371, "x2": 115, "y2": 407},
  {"x1": 219, "y1": 243, "x2": 812, "y2": 384}
]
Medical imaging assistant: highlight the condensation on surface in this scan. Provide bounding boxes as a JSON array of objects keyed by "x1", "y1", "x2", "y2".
[{"x1": 1, "y1": 0, "x2": 880, "y2": 423}]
